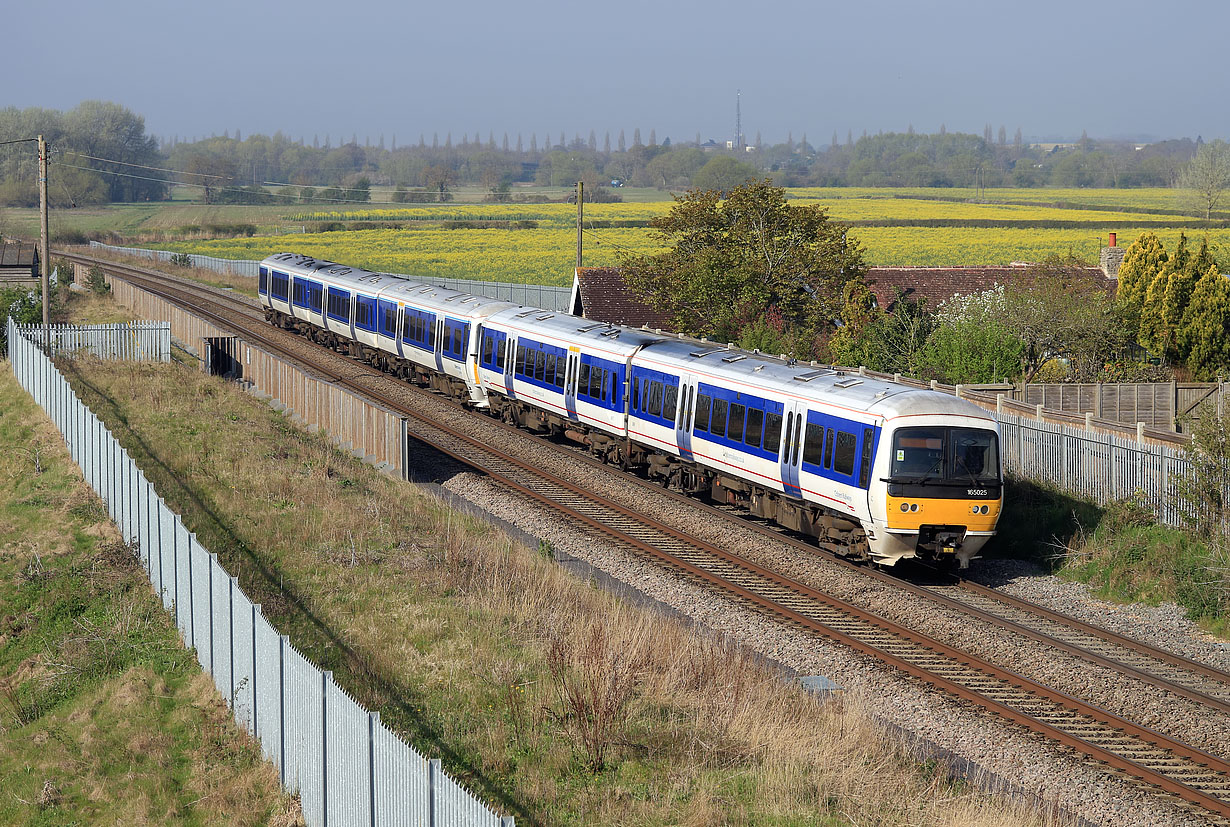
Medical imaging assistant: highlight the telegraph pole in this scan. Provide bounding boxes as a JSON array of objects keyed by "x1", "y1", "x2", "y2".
[
  {"x1": 575, "y1": 180, "x2": 583, "y2": 269},
  {"x1": 38, "y1": 135, "x2": 50, "y2": 346}
]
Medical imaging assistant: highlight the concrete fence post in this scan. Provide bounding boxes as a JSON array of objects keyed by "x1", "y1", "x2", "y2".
[
  {"x1": 1036, "y1": 404, "x2": 1044, "y2": 422},
  {"x1": 1137, "y1": 421, "x2": 1145, "y2": 442},
  {"x1": 1085, "y1": 412, "x2": 1093, "y2": 431},
  {"x1": 996, "y1": 393, "x2": 1004, "y2": 415}
]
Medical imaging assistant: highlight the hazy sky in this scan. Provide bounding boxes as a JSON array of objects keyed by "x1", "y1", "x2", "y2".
[{"x1": 9, "y1": 0, "x2": 1229, "y2": 146}]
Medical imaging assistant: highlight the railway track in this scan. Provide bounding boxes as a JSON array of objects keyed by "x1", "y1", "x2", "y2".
[{"x1": 61, "y1": 250, "x2": 1230, "y2": 821}]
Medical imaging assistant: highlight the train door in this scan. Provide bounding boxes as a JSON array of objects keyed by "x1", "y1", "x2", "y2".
[
  {"x1": 780, "y1": 402, "x2": 805, "y2": 498},
  {"x1": 563, "y1": 348, "x2": 580, "y2": 420},
  {"x1": 675, "y1": 374, "x2": 695, "y2": 460},
  {"x1": 433, "y1": 319, "x2": 444, "y2": 373}
]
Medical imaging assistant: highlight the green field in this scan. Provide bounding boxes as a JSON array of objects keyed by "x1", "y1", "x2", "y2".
[{"x1": 6, "y1": 186, "x2": 1226, "y2": 284}]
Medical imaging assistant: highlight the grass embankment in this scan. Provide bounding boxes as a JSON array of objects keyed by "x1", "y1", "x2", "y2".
[
  {"x1": 58, "y1": 350, "x2": 1058, "y2": 825},
  {"x1": 0, "y1": 365, "x2": 296, "y2": 825},
  {"x1": 996, "y1": 479, "x2": 1229, "y2": 637}
]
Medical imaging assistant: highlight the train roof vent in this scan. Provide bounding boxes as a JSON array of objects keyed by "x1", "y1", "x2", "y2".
[
  {"x1": 514, "y1": 309, "x2": 536, "y2": 318},
  {"x1": 600, "y1": 328, "x2": 621, "y2": 338},
  {"x1": 689, "y1": 347, "x2": 726, "y2": 358},
  {"x1": 536, "y1": 313, "x2": 555, "y2": 320},
  {"x1": 834, "y1": 378, "x2": 864, "y2": 389},
  {"x1": 794, "y1": 369, "x2": 835, "y2": 382},
  {"x1": 721, "y1": 354, "x2": 747, "y2": 363},
  {"x1": 577, "y1": 322, "x2": 606, "y2": 332},
  {"x1": 460, "y1": 297, "x2": 478, "y2": 304},
  {"x1": 418, "y1": 286, "x2": 434, "y2": 293}
]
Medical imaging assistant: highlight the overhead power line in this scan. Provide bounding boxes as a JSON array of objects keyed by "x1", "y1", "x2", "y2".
[{"x1": 69, "y1": 151, "x2": 233, "y2": 180}]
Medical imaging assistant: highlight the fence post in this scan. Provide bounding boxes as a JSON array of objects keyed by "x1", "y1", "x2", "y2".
[
  {"x1": 322, "y1": 670, "x2": 330, "y2": 827},
  {"x1": 996, "y1": 393, "x2": 1004, "y2": 415},
  {"x1": 279, "y1": 635, "x2": 287, "y2": 788},
  {"x1": 368, "y1": 711, "x2": 378, "y2": 827},
  {"x1": 1085, "y1": 412, "x2": 1093, "y2": 431},
  {"x1": 251, "y1": 603, "x2": 260, "y2": 740},
  {"x1": 230, "y1": 576, "x2": 237, "y2": 708},
  {"x1": 1036, "y1": 404, "x2": 1044, "y2": 422},
  {"x1": 400, "y1": 417, "x2": 410, "y2": 481},
  {"x1": 1137, "y1": 421, "x2": 1145, "y2": 442},
  {"x1": 428, "y1": 758, "x2": 441, "y2": 827}
]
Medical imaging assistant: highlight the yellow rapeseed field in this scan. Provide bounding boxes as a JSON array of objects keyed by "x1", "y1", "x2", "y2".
[{"x1": 150, "y1": 187, "x2": 1225, "y2": 284}]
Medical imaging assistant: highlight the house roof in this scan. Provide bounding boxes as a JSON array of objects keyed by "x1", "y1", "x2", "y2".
[
  {"x1": 570, "y1": 267, "x2": 676, "y2": 330},
  {"x1": 0, "y1": 241, "x2": 38, "y2": 269},
  {"x1": 570, "y1": 263, "x2": 1115, "y2": 327},
  {"x1": 865, "y1": 265, "x2": 1111, "y2": 311}
]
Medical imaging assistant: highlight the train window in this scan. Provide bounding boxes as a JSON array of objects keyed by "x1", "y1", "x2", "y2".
[
  {"x1": 452, "y1": 327, "x2": 464, "y2": 356},
  {"x1": 497, "y1": 339, "x2": 508, "y2": 371},
  {"x1": 292, "y1": 279, "x2": 305, "y2": 307},
  {"x1": 545, "y1": 353, "x2": 556, "y2": 385},
  {"x1": 355, "y1": 301, "x2": 371, "y2": 329},
  {"x1": 383, "y1": 307, "x2": 397, "y2": 337},
  {"x1": 859, "y1": 427, "x2": 875, "y2": 487},
  {"x1": 663, "y1": 385, "x2": 678, "y2": 423},
  {"x1": 516, "y1": 344, "x2": 527, "y2": 375},
  {"x1": 309, "y1": 284, "x2": 323, "y2": 312},
  {"x1": 591, "y1": 367, "x2": 605, "y2": 400},
  {"x1": 745, "y1": 408, "x2": 763, "y2": 449},
  {"x1": 329, "y1": 289, "x2": 350, "y2": 322},
  {"x1": 554, "y1": 358, "x2": 565, "y2": 389},
  {"x1": 534, "y1": 351, "x2": 545, "y2": 381},
  {"x1": 578, "y1": 363, "x2": 590, "y2": 394},
  {"x1": 728, "y1": 403, "x2": 745, "y2": 442},
  {"x1": 610, "y1": 371, "x2": 617, "y2": 403},
  {"x1": 482, "y1": 335, "x2": 494, "y2": 365},
  {"x1": 784, "y1": 414, "x2": 795, "y2": 459},
  {"x1": 648, "y1": 382, "x2": 663, "y2": 417},
  {"x1": 834, "y1": 431, "x2": 857, "y2": 476},
  {"x1": 694, "y1": 394, "x2": 711, "y2": 432},
  {"x1": 258, "y1": 267, "x2": 268, "y2": 294},
  {"x1": 271, "y1": 271, "x2": 289, "y2": 300},
  {"x1": 764, "y1": 412, "x2": 782, "y2": 456},
  {"x1": 632, "y1": 376, "x2": 640, "y2": 410},
  {"x1": 803, "y1": 423, "x2": 825, "y2": 467},
  {"x1": 793, "y1": 415, "x2": 803, "y2": 465},
  {"x1": 684, "y1": 386, "x2": 694, "y2": 427},
  {"x1": 824, "y1": 428, "x2": 835, "y2": 468},
  {"x1": 711, "y1": 399, "x2": 728, "y2": 437}
]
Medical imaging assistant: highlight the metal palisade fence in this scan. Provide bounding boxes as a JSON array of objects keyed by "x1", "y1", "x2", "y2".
[
  {"x1": 15, "y1": 322, "x2": 171, "y2": 362},
  {"x1": 995, "y1": 410, "x2": 1193, "y2": 526},
  {"x1": 7, "y1": 318, "x2": 514, "y2": 827},
  {"x1": 88, "y1": 241, "x2": 573, "y2": 312}
]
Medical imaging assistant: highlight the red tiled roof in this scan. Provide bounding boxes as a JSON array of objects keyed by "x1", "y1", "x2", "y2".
[
  {"x1": 571, "y1": 267, "x2": 676, "y2": 330},
  {"x1": 866, "y1": 265, "x2": 1111, "y2": 311},
  {"x1": 572, "y1": 264, "x2": 1114, "y2": 324}
]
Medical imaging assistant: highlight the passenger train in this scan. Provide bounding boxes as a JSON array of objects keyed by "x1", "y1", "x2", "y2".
[{"x1": 258, "y1": 253, "x2": 1003, "y2": 568}]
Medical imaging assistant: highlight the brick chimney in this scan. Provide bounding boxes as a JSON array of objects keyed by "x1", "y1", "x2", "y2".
[{"x1": 1100, "y1": 233, "x2": 1126, "y2": 278}]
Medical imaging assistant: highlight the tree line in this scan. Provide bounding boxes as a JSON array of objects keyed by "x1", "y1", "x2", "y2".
[{"x1": 1, "y1": 101, "x2": 1223, "y2": 208}]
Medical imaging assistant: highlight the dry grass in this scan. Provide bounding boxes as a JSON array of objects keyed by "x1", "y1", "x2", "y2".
[{"x1": 60, "y1": 350, "x2": 1069, "y2": 826}]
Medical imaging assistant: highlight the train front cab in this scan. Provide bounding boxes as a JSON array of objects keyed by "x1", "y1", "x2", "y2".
[{"x1": 867, "y1": 419, "x2": 1002, "y2": 568}]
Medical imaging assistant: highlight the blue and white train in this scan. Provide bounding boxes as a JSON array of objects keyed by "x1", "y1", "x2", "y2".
[{"x1": 259, "y1": 253, "x2": 1004, "y2": 568}]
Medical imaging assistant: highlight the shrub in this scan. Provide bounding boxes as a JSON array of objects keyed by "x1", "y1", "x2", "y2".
[
  {"x1": 88, "y1": 265, "x2": 109, "y2": 294},
  {"x1": 169, "y1": 252, "x2": 193, "y2": 268}
]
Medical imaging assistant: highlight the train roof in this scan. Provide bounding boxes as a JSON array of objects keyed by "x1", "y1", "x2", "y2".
[
  {"x1": 637, "y1": 336, "x2": 995, "y2": 424},
  {"x1": 489, "y1": 306, "x2": 667, "y2": 357}
]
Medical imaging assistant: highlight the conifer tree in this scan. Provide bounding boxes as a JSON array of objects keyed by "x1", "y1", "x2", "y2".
[
  {"x1": 1138, "y1": 270, "x2": 1170, "y2": 357},
  {"x1": 1116, "y1": 232, "x2": 1168, "y2": 337},
  {"x1": 1179, "y1": 265, "x2": 1230, "y2": 379}
]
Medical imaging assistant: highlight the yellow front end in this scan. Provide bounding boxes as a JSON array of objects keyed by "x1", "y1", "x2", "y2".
[{"x1": 885, "y1": 495, "x2": 1001, "y2": 533}]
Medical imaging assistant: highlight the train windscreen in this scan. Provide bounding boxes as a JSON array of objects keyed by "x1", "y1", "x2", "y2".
[{"x1": 890, "y1": 427, "x2": 999, "y2": 483}]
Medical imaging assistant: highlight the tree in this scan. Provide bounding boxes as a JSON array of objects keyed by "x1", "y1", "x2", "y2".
[
  {"x1": 182, "y1": 151, "x2": 236, "y2": 204},
  {"x1": 1178, "y1": 139, "x2": 1230, "y2": 219},
  {"x1": 421, "y1": 164, "x2": 455, "y2": 202},
  {"x1": 918, "y1": 286, "x2": 1025, "y2": 384},
  {"x1": 1178, "y1": 265, "x2": 1230, "y2": 379},
  {"x1": 1002, "y1": 254, "x2": 1125, "y2": 381},
  {"x1": 617, "y1": 180, "x2": 865, "y2": 352},
  {"x1": 691, "y1": 156, "x2": 759, "y2": 196},
  {"x1": 1115, "y1": 232, "x2": 1169, "y2": 338}
]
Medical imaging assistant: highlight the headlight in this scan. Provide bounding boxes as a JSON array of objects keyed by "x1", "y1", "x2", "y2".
[{"x1": 901, "y1": 503, "x2": 910, "y2": 512}]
